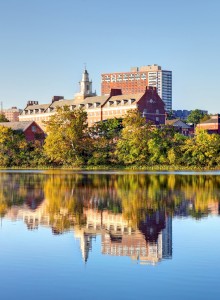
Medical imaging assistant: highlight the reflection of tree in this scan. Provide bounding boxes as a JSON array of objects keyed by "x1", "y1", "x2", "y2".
[
  {"x1": 0, "y1": 173, "x2": 46, "y2": 216},
  {"x1": 1, "y1": 172, "x2": 220, "y2": 226},
  {"x1": 44, "y1": 175, "x2": 86, "y2": 233}
]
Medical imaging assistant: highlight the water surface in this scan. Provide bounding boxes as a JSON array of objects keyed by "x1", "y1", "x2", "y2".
[{"x1": 0, "y1": 171, "x2": 220, "y2": 300}]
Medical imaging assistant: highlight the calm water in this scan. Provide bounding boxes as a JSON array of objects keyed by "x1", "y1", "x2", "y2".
[{"x1": 0, "y1": 171, "x2": 220, "y2": 300}]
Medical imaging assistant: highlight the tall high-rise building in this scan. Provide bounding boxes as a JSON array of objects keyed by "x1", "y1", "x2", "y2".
[{"x1": 101, "y1": 64, "x2": 172, "y2": 111}]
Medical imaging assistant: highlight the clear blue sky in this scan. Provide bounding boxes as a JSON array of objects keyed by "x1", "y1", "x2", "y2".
[{"x1": 0, "y1": 0, "x2": 219, "y2": 112}]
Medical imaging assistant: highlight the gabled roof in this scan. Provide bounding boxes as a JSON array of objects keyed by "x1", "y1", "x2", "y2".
[
  {"x1": 166, "y1": 119, "x2": 190, "y2": 128},
  {"x1": 166, "y1": 118, "x2": 180, "y2": 125},
  {"x1": 0, "y1": 121, "x2": 37, "y2": 132}
]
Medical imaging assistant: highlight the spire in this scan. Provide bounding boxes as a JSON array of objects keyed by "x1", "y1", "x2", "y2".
[{"x1": 75, "y1": 67, "x2": 96, "y2": 99}]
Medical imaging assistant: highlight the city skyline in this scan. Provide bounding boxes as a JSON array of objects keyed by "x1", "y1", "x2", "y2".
[{"x1": 0, "y1": 0, "x2": 220, "y2": 113}]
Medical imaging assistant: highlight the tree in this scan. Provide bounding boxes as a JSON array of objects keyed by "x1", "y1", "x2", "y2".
[
  {"x1": 88, "y1": 118, "x2": 123, "y2": 165},
  {"x1": 116, "y1": 109, "x2": 152, "y2": 165},
  {"x1": 187, "y1": 109, "x2": 207, "y2": 125},
  {"x1": 0, "y1": 125, "x2": 31, "y2": 167},
  {"x1": 182, "y1": 129, "x2": 220, "y2": 167},
  {"x1": 44, "y1": 107, "x2": 91, "y2": 166},
  {"x1": 0, "y1": 113, "x2": 9, "y2": 122},
  {"x1": 147, "y1": 125, "x2": 177, "y2": 165}
]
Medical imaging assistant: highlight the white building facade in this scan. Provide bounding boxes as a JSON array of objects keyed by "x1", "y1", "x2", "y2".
[{"x1": 147, "y1": 66, "x2": 172, "y2": 111}]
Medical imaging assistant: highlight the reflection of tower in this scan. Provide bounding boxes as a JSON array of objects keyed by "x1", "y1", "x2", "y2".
[
  {"x1": 74, "y1": 228, "x2": 95, "y2": 262},
  {"x1": 162, "y1": 216, "x2": 172, "y2": 259}
]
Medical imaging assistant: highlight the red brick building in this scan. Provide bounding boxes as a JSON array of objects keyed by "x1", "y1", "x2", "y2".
[
  {"x1": 0, "y1": 121, "x2": 45, "y2": 142},
  {"x1": 19, "y1": 69, "x2": 166, "y2": 127},
  {"x1": 102, "y1": 86, "x2": 165, "y2": 125},
  {"x1": 196, "y1": 115, "x2": 220, "y2": 134},
  {"x1": 101, "y1": 65, "x2": 172, "y2": 111}
]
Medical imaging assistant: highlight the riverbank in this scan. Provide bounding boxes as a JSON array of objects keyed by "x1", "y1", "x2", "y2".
[{"x1": 1, "y1": 164, "x2": 220, "y2": 171}]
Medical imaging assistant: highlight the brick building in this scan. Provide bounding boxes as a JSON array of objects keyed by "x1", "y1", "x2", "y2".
[
  {"x1": 2, "y1": 106, "x2": 22, "y2": 121},
  {"x1": 165, "y1": 119, "x2": 192, "y2": 136},
  {"x1": 101, "y1": 64, "x2": 172, "y2": 111},
  {"x1": 0, "y1": 121, "x2": 45, "y2": 142},
  {"x1": 197, "y1": 115, "x2": 220, "y2": 134},
  {"x1": 19, "y1": 69, "x2": 166, "y2": 128}
]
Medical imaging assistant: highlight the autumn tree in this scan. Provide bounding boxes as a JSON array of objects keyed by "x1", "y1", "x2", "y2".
[
  {"x1": 0, "y1": 125, "x2": 31, "y2": 166},
  {"x1": 147, "y1": 125, "x2": 178, "y2": 165},
  {"x1": 44, "y1": 107, "x2": 91, "y2": 166},
  {"x1": 182, "y1": 129, "x2": 220, "y2": 167},
  {"x1": 88, "y1": 118, "x2": 123, "y2": 165},
  {"x1": 116, "y1": 109, "x2": 152, "y2": 165}
]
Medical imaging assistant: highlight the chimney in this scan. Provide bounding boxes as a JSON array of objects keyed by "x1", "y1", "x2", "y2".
[
  {"x1": 52, "y1": 96, "x2": 64, "y2": 103},
  {"x1": 109, "y1": 89, "x2": 122, "y2": 97},
  {"x1": 27, "y1": 100, "x2": 39, "y2": 106}
]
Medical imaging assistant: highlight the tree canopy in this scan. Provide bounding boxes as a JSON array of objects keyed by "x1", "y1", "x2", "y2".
[
  {"x1": 187, "y1": 109, "x2": 208, "y2": 125},
  {"x1": 44, "y1": 106, "x2": 91, "y2": 166},
  {"x1": 0, "y1": 113, "x2": 9, "y2": 122}
]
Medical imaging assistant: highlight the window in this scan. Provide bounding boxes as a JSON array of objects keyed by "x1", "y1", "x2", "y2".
[{"x1": 32, "y1": 125, "x2": 36, "y2": 132}]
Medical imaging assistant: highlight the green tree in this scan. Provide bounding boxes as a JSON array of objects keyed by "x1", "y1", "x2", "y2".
[
  {"x1": 0, "y1": 113, "x2": 9, "y2": 122},
  {"x1": 147, "y1": 126, "x2": 177, "y2": 165},
  {"x1": 187, "y1": 109, "x2": 207, "y2": 125},
  {"x1": 182, "y1": 129, "x2": 220, "y2": 167},
  {"x1": 44, "y1": 106, "x2": 91, "y2": 166},
  {"x1": 88, "y1": 118, "x2": 122, "y2": 165},
  {"x1": 0, "y1": 125, "x2": 31, "y2": 167}
]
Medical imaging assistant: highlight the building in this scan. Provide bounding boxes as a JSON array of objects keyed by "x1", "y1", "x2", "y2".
[
  {"x1": 74, "y1": 208, "x2": 172, "y2": 264},
  {"x1": 102, "y1": 86, "x2": 165, "y2": 125},
  {"x1": 0, "y1": 121, "x2": 45, "y2": 142},
  {"x1": 19, "y1": 69, "x2": 166, "y2": 127},
  {"x1": 101, "y1": 64, "x2": 172, "y2": 111},
  {"x1": 173, "y1": 109, "x2": 208, "y2": 120},
  {"x1": 165, "y1": 119, "x2": 192, "y2": 136},
  {"x1": 2, "y1": 106, "x2": 22, "y2": 121},
  {"x1": 196, "y1": 114, "x2": 220, "y2": 134},
  {"x1": 75, "y1": 68, "x2": 96, "y2": 99}
]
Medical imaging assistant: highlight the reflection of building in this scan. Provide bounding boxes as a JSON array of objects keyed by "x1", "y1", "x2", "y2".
[
  {"x1": 5, "y1": 201, "x2": 49, "y2": 230},
  {"x1": 74, "y1": 208, "x2": 172, "y2": 265},
  {"x1": 208, "y1": 201, "x2": 220, "y2": 216}
]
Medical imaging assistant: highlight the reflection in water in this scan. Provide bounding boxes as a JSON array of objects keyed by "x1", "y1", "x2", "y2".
[
  {"x1": 75, "y1": 209, "x2": 172, "y2": 264},
  {"x1": 1, "y1": 172, "x2": 220, "y2": 265}
]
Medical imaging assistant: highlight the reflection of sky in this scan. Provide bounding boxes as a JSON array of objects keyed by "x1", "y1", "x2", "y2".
[{"x1": 0, "y1": 217, "x2": 220, "y2": 300}]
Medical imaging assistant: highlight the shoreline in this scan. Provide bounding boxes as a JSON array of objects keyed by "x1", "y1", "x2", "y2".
[{"x1": 1, "y1": 165, "x2": 220, "y2": 173}]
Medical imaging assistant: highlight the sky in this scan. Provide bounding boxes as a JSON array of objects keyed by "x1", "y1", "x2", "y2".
[{"x1": 0, "y1": 0, "x2": 220, "y2": 113}]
